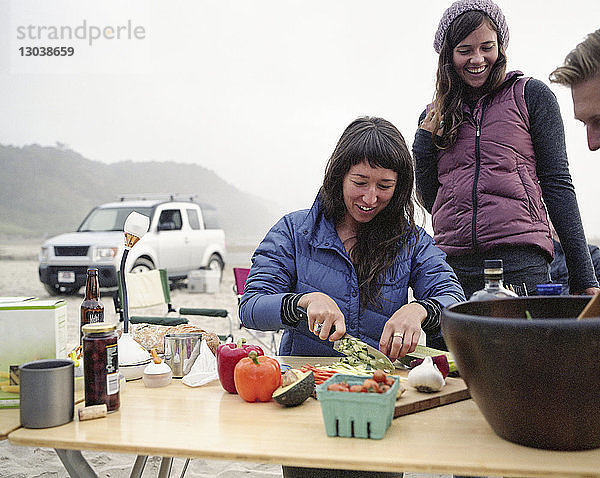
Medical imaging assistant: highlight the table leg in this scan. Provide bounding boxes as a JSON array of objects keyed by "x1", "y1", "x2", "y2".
[
  {"x1": 55, "y1": 449, "x2": 98, "y2": 478},
  {"x1": 158, "y1": 456, "x2": 173, "y2": 478},
  {"x1": 179, "y1": 458, "x2": 191, "y2": 478},
  {"x1": 130, "y1": 455, "x2": 149, "y2": 478}
]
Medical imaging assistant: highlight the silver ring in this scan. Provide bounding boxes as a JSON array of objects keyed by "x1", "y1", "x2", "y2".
[
  {"x1": 393, "y1": 332, "x2": 404, "y2": 340},
  {"x1": 315, "y1": 323, "x2": 323, "y2": 333}
]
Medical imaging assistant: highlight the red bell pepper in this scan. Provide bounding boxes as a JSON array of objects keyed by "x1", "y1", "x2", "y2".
[
  {"x1": 216, "y1": 338, "x2": 264, "y2": 394},
  {"x1": 233, "y1": 350, "x2": 281, "y2": 403}
]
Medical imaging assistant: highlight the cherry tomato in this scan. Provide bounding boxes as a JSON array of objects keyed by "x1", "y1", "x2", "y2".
[
  {"x1": 373, "y1": 370, "x2": 387, "y2": 383},
  {"x1": 362, "y1": 378, "x2": 379, "y2": 393},
  {"x1": 378, "y1": 384, "x2": 391, "y2": 394}
]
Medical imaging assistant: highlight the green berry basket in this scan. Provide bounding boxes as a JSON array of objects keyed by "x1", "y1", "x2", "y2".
[{"x1": 315, "y1": 374, "x2": 399, "y2": 439}]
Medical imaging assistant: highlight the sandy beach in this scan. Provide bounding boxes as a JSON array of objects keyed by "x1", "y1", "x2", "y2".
[{"x1": 0, "y1": 239, "x2": 449, "y2": 478}]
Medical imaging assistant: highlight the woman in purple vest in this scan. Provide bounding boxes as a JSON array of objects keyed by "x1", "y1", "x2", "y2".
[{"x1": 413, "y1": 0, "x2": 599, "y2": 313}]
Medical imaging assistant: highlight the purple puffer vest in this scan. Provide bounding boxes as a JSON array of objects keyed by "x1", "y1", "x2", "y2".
[{"x1": 432, "y1": 71, "x2": 553, "y2": 257}]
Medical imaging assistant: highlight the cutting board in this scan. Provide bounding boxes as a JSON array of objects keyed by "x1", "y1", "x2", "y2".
[
  {"x1": 278, "y1": 356, "x2": 470, "y2": 417},
  {"x1": 394, "y1": 373, "x2": 470, "y2": 417}
]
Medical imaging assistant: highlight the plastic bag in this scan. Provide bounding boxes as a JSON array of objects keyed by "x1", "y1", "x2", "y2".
[{"x1": 182, "y1": 340, "x2": 218, "y2": 387}]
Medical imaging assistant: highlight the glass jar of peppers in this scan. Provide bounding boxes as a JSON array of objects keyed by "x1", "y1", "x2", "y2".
[{"x1": 82, "y1": 323, "x2": 120, "y2": 412}]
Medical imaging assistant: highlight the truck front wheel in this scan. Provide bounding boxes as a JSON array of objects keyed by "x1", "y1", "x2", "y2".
[{"x1": 130, "y1": 258, "x2": 155, "y2": 274}]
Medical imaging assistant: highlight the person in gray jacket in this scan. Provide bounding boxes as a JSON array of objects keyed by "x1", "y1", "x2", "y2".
[
  {"x1": 550, "y1": 28, "x2": 600, "y2": 152},
  {"x1": 240, "y1": 116, "x2": 465, "y2": 361}
]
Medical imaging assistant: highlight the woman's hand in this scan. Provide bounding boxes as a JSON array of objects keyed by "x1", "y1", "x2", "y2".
[
  {"x1": 298, "y1": 292, "x2": 346, "y2": 341},
  {"x1": 575, "y1": 287, "x2": 600, "y2": 296},
  {"x1": 379, "y1": 303, "x2": 427, "y2": 361},
  {"x1": 419, "y1": 108, "x2": 443, "y2": 135}
]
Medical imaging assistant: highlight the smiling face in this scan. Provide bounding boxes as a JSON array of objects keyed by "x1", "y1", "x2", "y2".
[
  {"x1": 341, "y1": 161, "x2": 397, "y2": 227},
  {"x1": 452, "y1": 20, "x2": 499, "y2": 91},
  {"x1": 572, "y1": 74, "x2": 600, "y2": 151}
]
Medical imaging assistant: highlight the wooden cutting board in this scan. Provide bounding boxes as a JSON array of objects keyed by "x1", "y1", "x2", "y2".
[
  {"x1": 278, "y1": 356, "x2": 470, "y2": 417},
  {"x1": 394, "y1": 373, "x2": 470, "y2": 417}
]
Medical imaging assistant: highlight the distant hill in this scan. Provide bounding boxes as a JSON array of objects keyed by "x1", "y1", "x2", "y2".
[{"x1": 0, "y1": 144, "x2": 284, "y2": 244}]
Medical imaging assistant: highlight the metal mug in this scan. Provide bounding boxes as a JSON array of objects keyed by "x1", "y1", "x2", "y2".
[
  {"x1": 19, "y1": 359, "x2": 74, "y2": 429},
  {"x1": 164, "y1": 333, "x2": 203, "y2": 378}
]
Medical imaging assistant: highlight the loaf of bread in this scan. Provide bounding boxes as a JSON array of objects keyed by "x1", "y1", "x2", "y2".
[{"x1": 131, "y1": 323, "x2": 220, "y2": 355}]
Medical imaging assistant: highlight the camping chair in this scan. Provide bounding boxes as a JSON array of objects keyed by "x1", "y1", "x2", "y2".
[
  {"x1": 114, "y1": 269, "x2": 234, "y2": 342},
  {"x1": 233, "y1": 267, "x2": 279, "y2": 354}
]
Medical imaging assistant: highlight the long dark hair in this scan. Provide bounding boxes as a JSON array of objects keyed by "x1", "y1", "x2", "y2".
[
  {"x1": 432, "y1": 11, "x2": 507, "y2": 149},
  {"x1": 320, "y1": 117, "x2": 418, "y2": 308}
]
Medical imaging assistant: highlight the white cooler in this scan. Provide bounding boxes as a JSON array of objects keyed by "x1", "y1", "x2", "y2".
[
  {"x1": 187, "y1": 269, "x2": 220, "y2": 294},
  {"x1": 0, "y1": 298, "x2": 68, "y2": 408}
]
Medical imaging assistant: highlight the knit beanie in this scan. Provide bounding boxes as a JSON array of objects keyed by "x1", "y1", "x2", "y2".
[{"x1": 433, "y1": 0, "x2": 509, "y2": 53}]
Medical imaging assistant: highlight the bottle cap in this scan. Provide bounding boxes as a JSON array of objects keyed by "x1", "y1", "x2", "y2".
[
  {"x1": 82, "y1": 323, "x2": 116, "y2": 334},
  {"x1": 483, "y1": 259, "x2": 503, "y2": 270}
]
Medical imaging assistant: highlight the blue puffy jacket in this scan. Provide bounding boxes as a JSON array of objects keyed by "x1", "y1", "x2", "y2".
[{"x1": 239, "y1": 197, "x2": 465, "y2": 356}]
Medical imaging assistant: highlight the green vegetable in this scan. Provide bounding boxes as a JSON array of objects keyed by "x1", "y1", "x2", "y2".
[
  {"x1": 335, "y1": 337, "x2": 385, "y2": 370},
  {"x1": 272, "y1": 370, "x2": 315, "y2": 407}
]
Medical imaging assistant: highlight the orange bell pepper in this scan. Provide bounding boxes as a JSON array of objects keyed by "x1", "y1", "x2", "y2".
[{"x1": 233, "y1": 351, "x2": 281, "y2": 402}]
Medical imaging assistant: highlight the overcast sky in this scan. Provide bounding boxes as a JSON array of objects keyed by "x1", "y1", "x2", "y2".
[{"x1": 2, "y1": 0, "x2": 599, "y2": 236}]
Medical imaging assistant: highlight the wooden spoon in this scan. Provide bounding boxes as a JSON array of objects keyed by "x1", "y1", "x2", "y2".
[{"x1": 577, "y1": 293, "x2": 600, "y2": 319}]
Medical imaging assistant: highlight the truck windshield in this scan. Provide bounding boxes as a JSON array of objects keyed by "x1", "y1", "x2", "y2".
[{"x1": 78, "y1": 207, "x2": 154, "y2": 232}]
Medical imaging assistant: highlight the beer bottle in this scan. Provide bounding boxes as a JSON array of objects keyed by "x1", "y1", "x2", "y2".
[{"x1": 80, "y1": 268, "x2": 104, "y2": 343}]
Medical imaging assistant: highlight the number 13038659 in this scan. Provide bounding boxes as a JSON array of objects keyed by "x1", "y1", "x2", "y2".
[{"x1": 19, "y1": 46, "x2": 75, "y2": 56}]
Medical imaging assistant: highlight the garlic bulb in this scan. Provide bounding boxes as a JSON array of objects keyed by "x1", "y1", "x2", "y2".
[{"x1": 407, "y1": 355, "x2": 445, "y2": 393}]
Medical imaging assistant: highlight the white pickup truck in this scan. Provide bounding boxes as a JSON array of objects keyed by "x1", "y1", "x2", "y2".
[{"x1": 38, "y1": 194, "x2": 227, "y2": 295}]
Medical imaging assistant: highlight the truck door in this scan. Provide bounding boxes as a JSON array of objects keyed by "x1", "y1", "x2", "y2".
[
  {"x1": 185, "y1": 207, "x2": 206, "y2": 270},
  {"x1": 156, "y1": 208, "x2": 188, "y2": 274}
]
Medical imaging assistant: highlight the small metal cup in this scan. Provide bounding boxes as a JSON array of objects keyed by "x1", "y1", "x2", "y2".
[
  {"x1": 19, "y1": 359, "x2": 74, "y2": 429},
  {"x1": 164, "y1": 333, "x2": 203, "y2": 378}
]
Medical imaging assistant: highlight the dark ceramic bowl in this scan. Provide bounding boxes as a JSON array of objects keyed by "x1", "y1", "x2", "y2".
[{"x1": 441, "y1": 296, "x2": 600, "y2": 451}]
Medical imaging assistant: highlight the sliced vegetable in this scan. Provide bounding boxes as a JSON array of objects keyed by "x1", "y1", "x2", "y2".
[
  {"x1": 300, "y1": 364, "x2": 338, "y2": 385},
  {"x1": 335, "y1": 336, "x2": 391, "y2": 370},
  {"x1": 327, "y1": 361, "x2": 373, "y2": 375},
  {"x1": 398, "y1": 345, "x2": 457, "y2": 374},
  {"x1": 272, "y1": 370, "x2": 315, "y2": 407}
]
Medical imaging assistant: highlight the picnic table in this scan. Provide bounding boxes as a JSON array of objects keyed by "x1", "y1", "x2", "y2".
[{"x1": 5, "y1": 356, "x2": 600, "y2": 477}]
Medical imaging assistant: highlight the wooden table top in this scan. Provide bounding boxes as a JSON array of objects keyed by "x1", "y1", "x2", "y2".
[
  {"x1": 0, "y1": 384, "x2": 83, "y2": 440},
  {"x1": 8, "y1": 357, "x2": 600, "y2": 476},
  {"x1": 0, "y1": 408, "x2": 19, "y2": 440}
]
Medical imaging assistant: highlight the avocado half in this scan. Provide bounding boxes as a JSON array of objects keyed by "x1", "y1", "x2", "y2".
[{"x1": 272, "y1": 370, "x2": 315, "y2": 407}]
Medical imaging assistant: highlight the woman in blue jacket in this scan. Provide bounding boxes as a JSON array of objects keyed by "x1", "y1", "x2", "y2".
[{"x1": 240, "y1": 116, "x2": 465, "y2": 359}]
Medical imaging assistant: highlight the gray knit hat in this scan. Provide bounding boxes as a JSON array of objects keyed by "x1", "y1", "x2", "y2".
[{"x1": 433, "y1": 0, "x2": 509, "y2": 53}]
